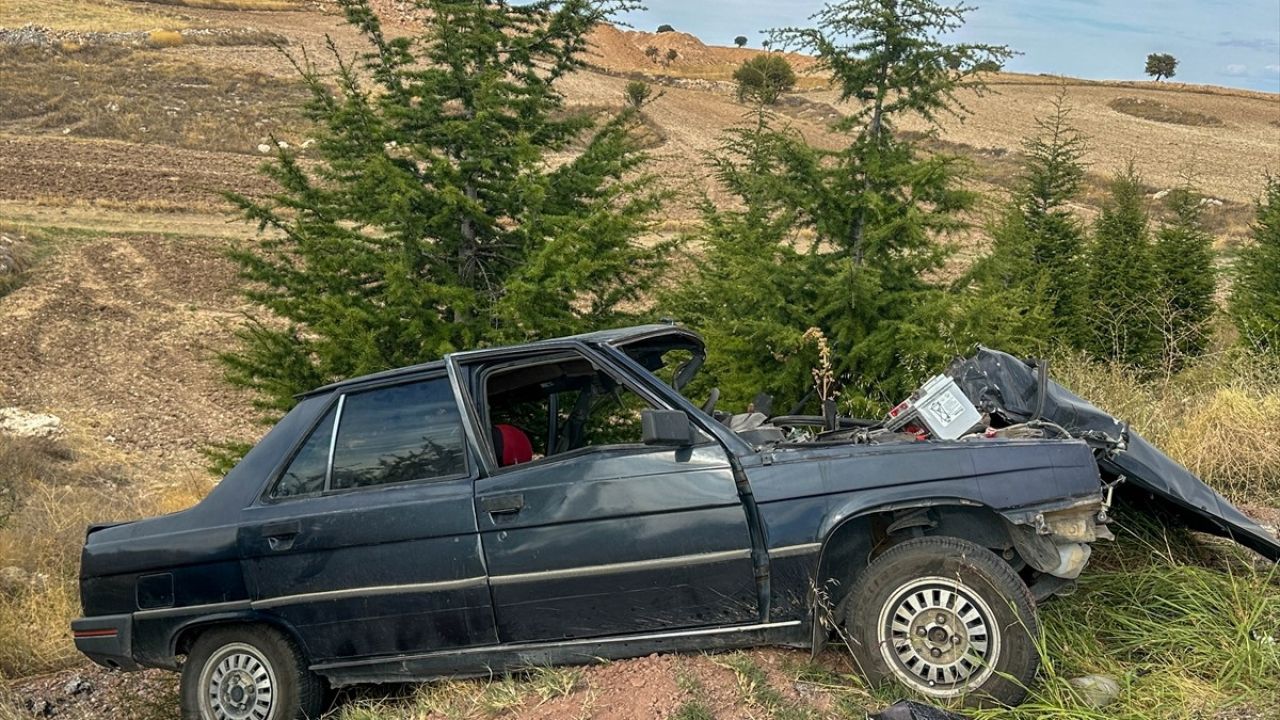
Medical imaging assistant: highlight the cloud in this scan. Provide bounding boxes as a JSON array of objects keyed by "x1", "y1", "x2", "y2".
[
  {"x1": 1266, "y1": 64, "x2": 1280, "y2": 75},
  {"x1": 1216, "y1": 35, "x2": 1280, "y2": 53},
  {"x1": 1222, "y1": 63, "x2": 1249, "y2": 76}
]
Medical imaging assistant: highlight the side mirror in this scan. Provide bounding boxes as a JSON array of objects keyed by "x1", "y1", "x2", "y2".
[{"x1": 641, "y1": 409, "x2": 694, "y2": 446}]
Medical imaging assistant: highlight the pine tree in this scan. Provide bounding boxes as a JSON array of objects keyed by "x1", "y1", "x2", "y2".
[
  {"x1": 221, "y1": 0, "x2": 668, "y2": 419},
  {"x1": 1230, "y1": 176, "x2": 1280, "y2": 353},
  {"x1": 1152, "y1": 185, "x2": 1216, "y2": 366},
  {"x1": 1085, "y1": 165, "x2": 1162, "y2": 367},
  {"x1": 668, "y1": 0, "x2": 1013, "y2": 413},
  {"x1": 967, "y1": 92, "x2": 1089, "y2": 349}
]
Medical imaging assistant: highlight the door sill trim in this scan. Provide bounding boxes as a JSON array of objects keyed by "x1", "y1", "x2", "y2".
[{"x1": 312, "y1": 620, "x2": 803, "y2": 673}]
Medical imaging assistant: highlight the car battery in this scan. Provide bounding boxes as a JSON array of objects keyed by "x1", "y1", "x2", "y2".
[{"x1": 885, "y1": 374, "x2": 982, "y2": 440}]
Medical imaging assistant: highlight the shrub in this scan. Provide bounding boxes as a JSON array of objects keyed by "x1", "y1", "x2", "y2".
[
  {"x1": 665, "y1": 48, "x2": 678, "y2": 63},
  {"x1": 732, "y1": 54, "x2": 797, "y2": 104},
  {"x1": 656, "y1": 23, "x2": 674, "y2": 33},
  {"x1": 145, "y1": 29, "x2": 184, "y2": 47},
  {"x1": 624, "y1": 80, "x2": 653, "y2": 109},
  {"x1": 644, "y1": 44, "x2": 659, "y2": 61}
]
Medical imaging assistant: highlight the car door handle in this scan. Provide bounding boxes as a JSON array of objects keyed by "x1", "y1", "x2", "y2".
[
  {"x1": 262, "y1": 520, "x2": 300, "y2": 551},
  {"x1": 481, "y1": 494, "x2": 524, "y2": 515}
]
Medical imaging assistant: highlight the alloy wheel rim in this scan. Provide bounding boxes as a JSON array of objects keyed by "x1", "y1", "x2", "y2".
[
  {"x1": 876, "y1": 575, "x2": 1001, "y2": 698},
  {"x1": 198, "y1": 643, "x2": 277, "y2": 720}
]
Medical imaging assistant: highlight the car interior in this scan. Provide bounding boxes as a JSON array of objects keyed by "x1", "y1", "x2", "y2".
[{"x1": 481, "y1": 354, "x2": 653, "y2": 468}]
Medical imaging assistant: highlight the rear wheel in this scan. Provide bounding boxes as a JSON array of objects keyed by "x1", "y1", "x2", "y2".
[
  {"x1": 842, "y1": 536, "x2": 1039, "y2": 707},
  {"x1": 180, "y1": 625, "x2": 325, "y2": 720}
]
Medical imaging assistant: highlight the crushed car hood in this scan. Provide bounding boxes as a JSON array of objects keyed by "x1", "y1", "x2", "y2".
[{"x1": 947, "y1": 347, "x2": 1280, "y2": 562}]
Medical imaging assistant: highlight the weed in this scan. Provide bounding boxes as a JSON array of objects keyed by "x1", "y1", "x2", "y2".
[
  {"x1": 526, "y1": 665, "x2": 582, "y2": 702},
  {"x1": 672, "y1": 699, "x2": 717, "y2": 720},
  {"x1": 719, "y1": 653, "x2": 819, "y2": 720}
]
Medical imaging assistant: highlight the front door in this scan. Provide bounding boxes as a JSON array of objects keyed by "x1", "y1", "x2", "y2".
[
  {"x1": 238, "y1": 373, "x2": 498, "y2": 663},
  {"x1": 461, "y1": 348, "x2": 759, "y2": 643}
]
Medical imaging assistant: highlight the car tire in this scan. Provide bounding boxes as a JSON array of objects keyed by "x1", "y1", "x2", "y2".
[
  {"x1": 180, "y1": 624, "x2": 325, "y2": 720},
  {"x1": 841, "y1": 536, "x2": 1039, "y2": 707}
]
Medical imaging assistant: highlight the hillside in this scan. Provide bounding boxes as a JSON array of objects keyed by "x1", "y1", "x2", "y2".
[{"x1": 0, "y1": 2, "x2": 1278, "y2": 719}]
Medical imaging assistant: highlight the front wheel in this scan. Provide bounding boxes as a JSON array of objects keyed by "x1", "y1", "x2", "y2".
[
  {"x1": 181, "y1": 624, "x2": 325, "y2": 720},
  {"x1": 842, "y1": 536, "x2": 1040, "y2": 707}
]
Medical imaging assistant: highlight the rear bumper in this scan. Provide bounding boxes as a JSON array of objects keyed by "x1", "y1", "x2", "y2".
[{"x1": 72, "y1": 614, "x2": 140, "y2": 671}]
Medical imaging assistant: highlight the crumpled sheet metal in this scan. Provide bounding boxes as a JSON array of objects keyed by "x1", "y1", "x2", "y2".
[
  {"x1": 868, "y1": 699, "x2": 971, "y2": 720},
  {"x1": 947, "y1": 346, "x2": 1279, "y2": 562}
]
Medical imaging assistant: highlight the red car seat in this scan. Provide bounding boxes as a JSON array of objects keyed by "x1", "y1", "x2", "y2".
[{"x1": 492, "y1": 424, "x2": 533, "y2": 466}]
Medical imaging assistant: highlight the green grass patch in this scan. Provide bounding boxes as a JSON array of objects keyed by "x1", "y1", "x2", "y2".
[
  {"x1": 719, "y1": 653, "x2": 821, "y2": 720},
  {"x1": 975, "y1": 523, "x2": 1279, "y2": 719}
]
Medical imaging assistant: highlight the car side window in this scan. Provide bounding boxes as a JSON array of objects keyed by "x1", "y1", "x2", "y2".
[
  {"x1": 268, "y1": 377, "x2": 467, "y2": 500},
  {"x1": 484, "y1": 354, "x2": 656, "y2": 468},
  {"x1": 272, "y1": 405, "x2": 337, "y2": 499},
  {"x1": 330, "y1": 379, "x2": 467, "y2": 491}
]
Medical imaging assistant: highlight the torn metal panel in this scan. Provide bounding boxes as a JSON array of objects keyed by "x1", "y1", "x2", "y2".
[{"x1": 948, "y1": 347, "x2": 1280, "y2": 562}]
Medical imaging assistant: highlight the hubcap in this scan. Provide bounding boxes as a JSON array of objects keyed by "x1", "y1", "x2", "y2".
[
  {"x1": 876, "y1": 576, "x2": 1001, "y2": 698},
  {"x1": 198, "y1": 643, "x2": 277, "y2": 720}
]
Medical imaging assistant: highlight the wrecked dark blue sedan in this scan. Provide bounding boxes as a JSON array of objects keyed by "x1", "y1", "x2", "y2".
[{"x1": 73, "y1": 326, "x2": 1277, "y2": 719}]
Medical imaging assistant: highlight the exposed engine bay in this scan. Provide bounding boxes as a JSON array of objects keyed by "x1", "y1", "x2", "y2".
[{"x1": 717, "y1": 346, "x2": 1279, "y2": 562}]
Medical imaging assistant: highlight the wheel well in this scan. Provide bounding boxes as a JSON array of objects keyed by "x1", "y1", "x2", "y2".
[
  {"x1": 815, "y1": 504, "x2": 1017, "y2": 613},
  {"x1": 172, "y1": 618, "x2": 306, "y2": 660}
]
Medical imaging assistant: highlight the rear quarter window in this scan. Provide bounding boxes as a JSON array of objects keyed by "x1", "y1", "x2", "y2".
[{"x1": 268, "y1": 377, "x2": 468, "y2": 500}]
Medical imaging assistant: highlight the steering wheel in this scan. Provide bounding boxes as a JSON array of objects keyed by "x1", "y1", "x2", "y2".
[{"x1": 701, "y1": 387, "x2": 720, "y2": 415}]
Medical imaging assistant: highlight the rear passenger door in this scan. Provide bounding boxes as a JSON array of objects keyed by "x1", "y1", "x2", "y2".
[{"x1": 238, "y1": 374, "x2": 499, "y2": 664}]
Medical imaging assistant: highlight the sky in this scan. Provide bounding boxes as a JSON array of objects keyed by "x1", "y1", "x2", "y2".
[{"x1": 615, "y1": 0, "x2": 1280, "y2": 93}]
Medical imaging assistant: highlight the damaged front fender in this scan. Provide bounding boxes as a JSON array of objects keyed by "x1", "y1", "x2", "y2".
[{"x1": 949, "y1": 347, "x2": 1280, "y2": 563}]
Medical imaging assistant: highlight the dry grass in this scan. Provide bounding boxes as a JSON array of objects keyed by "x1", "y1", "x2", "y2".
[
  {"x1": 133, "y1": 0, "x2": 301, "y2": 10},
  {"x1": 0, "y1": 0, "x2": 190, "y2": 32},
  {"x1": 0, "y1": 434, "x2": 210, "y2": 679},
  {"x1": 1051, "y1": 351, "x2": 1280, "y2": 505},
  {"x1": 0, "y1": 44, "x2": 311, "y2": 153},
  {"x1": 144, "y1": 28, "x2": 184, "y2": 47},
  {"x1": 1108, "y1": 97, "x2": 1225, "y2": 127}
]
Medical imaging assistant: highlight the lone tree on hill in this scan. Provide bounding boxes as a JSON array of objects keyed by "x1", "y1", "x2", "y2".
[
  {"x1": 733, "y1": 54, "x2": 797, "y2": 104},
  {"x1": 1230, "y1": 176, "x2": 1280, "y2": 353},
  {"x1": 734, "y1": 35, "x2": 748, "y2": 47},
  {"x1": 220, "y1": 0, "x2": 671, "y2": 426},
  {"x1": 1145, "y1": 52, "x2": 1177, "y2": 81},
  {"x1": 657, "y1": 23, "x2": 675, "y2": 33}
]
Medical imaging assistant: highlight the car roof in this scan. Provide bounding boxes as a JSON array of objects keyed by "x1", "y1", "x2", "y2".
[{"x1": 300, "y1": 324, "x2": 698, "y2": 398}]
